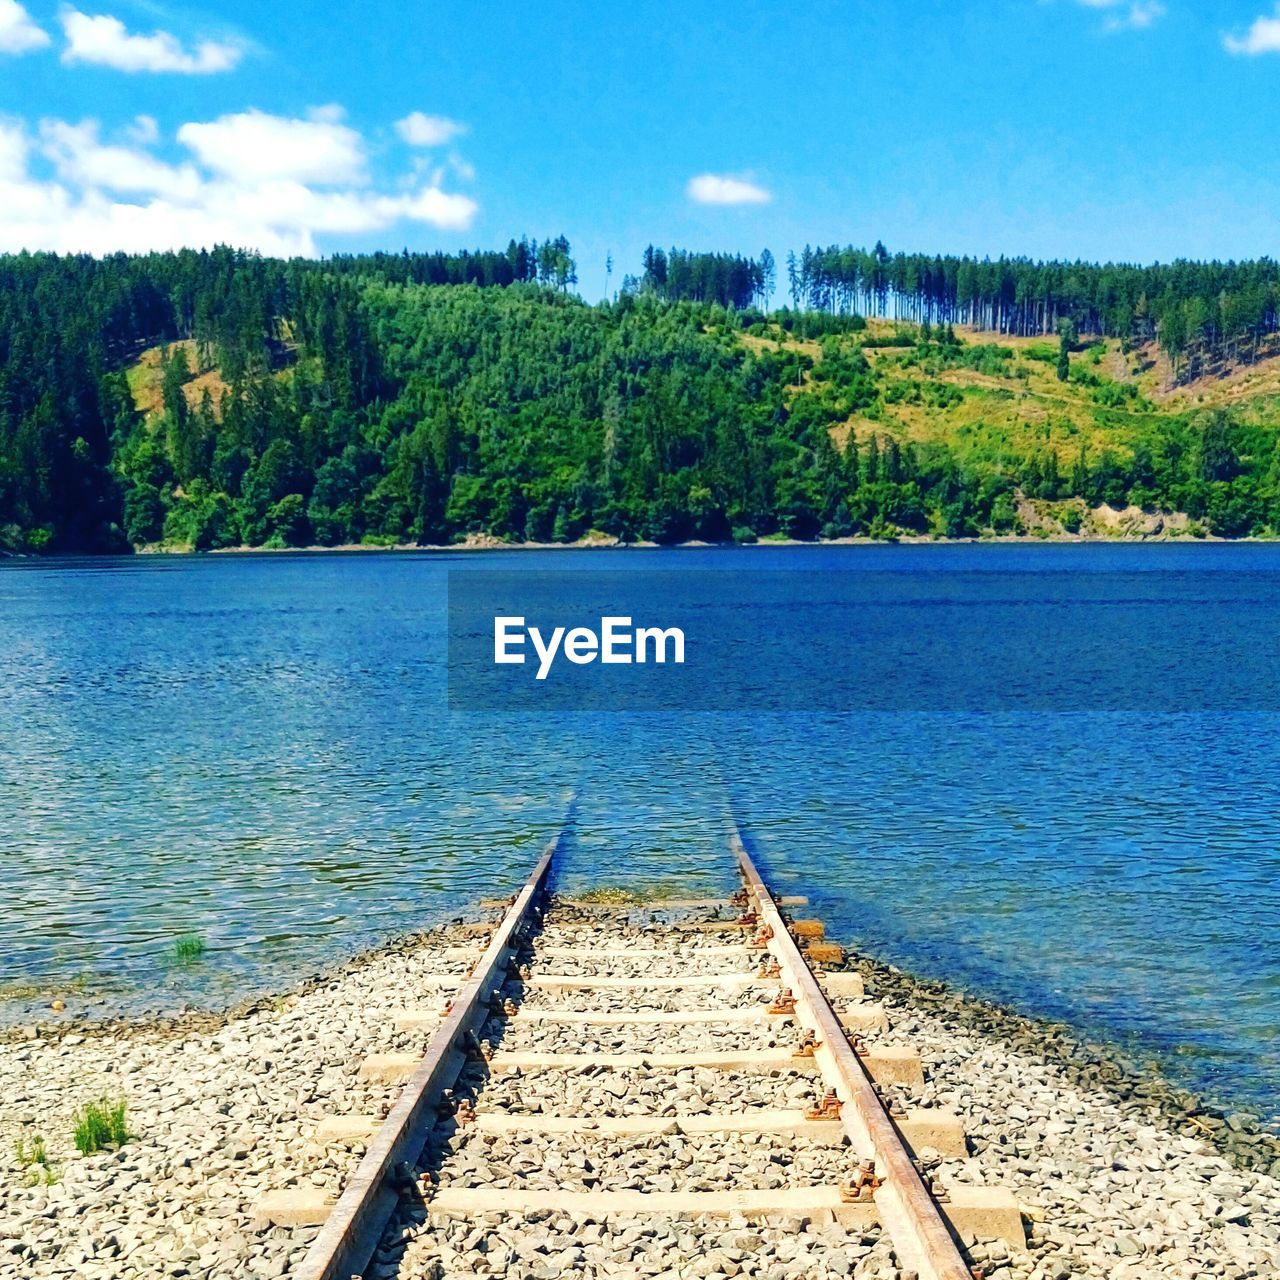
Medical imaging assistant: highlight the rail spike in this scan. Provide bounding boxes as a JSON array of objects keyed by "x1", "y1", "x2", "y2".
[
  {"x1": 793, "y1": 1028, "x2": 821, "y2": 1058},
  {"x1": 805, "y1": 1089, "x2": 842, "y2": 1120},
  {"x1": 767, "y1": 988, "x2": 797, "y2": 1015},
  {"x1": 839, "y1": 1159, "x2": 882, "y2": 1203}
]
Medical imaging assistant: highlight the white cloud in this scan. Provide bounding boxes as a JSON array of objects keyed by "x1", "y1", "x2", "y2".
[
  {"x1": 395, "y1": 111, "x2": 467, "y2": 147},
  {"x1": 0, "y1": 110, "x2": 479, "y2": 257},
  {"x1": 0, "y1": 120, "x2": 29, "y2": 180},
  {"x1": 60, "y1": 8, "x2": 244, "y2": 73},
  {"x1": 307, "y1": 103, "x2": 346, "y2": 125},
  {"x1": 1076, "y1": 0, "x2": 1165, "y2": 31},
  {"x1": 124, "y1": 114, "x2": 159, "y2": 146},
  {"x1": 383, "y1": 187, "x2": 477, "y2": 230},
  {"x1": 687, "y1": 173, "x2": 772, "y2": 206},
  {"x1": 448, "y1": 153, "x2": 476, "y2": 183},
  {"x1": 1225, "y1": 6, "x2": 1280, "y2": 54},
  {"x1": 0, "y1": 0, "x2": 49, "y2": 53},
  {"x1": 41, "y1": 118, "x2": 204, "y2": 200},
  {"x1": 177, "y1": 108, "x2": 367, "y2": 185}
]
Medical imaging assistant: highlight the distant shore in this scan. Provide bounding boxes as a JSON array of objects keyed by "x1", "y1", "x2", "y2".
[
  {"x1": 7, "y1": 521, "x2": 1266, "y2": 561},
  {"x1": 158, "y1": 529, "x2": 1248, "y2": 556}
]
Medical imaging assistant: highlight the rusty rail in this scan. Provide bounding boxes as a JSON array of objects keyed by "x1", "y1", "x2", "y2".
[
  {"x1": 290, "y1": 831, "x2": 560, "y2": 1280},
  {"x1": 732, "y1": 826, "x2": 974, "y2": 1280}
]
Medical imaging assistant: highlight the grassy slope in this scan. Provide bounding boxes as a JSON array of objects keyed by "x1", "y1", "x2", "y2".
[
  {"x1": 131, "y1": 324, "x2": 1280, "y2": 463},
  {"x1": 126, "y1": 341, "x2": 234, "y2": 423},
  {"x1": 126, "y1": 339, "x2": 299, "y2": 425},
  {"x1": 743, "y1": 319, "x2": 1280, "y2": 465}
]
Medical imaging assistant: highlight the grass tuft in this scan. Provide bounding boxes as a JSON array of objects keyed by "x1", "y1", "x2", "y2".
[
  {"x1": 14, "y1": 1133, "x2": 57, "y2": 1185},
  {"x1": 171, "y1": 933, "x2": 206, "y2": 965},
  {"x1": 72, "y1": 1098, "x2": 129, "y2": 1156}
]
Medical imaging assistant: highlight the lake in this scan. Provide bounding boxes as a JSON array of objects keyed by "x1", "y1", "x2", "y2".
[{"x1": 1, "y1": 544, "x2": 1278, "y2": 1122}]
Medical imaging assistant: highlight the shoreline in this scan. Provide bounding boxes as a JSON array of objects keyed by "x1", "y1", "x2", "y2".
[
  {"x1": 163, "y1": 528, "x2": 1248, "y2": 554},
  {"x1": 849, "y1": 951, "x2": 1280, "y2": 1179},
  {"x1": 5, "y1": 907, "x2": 1277, "y2": 1180},
  {"x1": 7, "y1": 528, "x2": 1269, "y2": 560}
]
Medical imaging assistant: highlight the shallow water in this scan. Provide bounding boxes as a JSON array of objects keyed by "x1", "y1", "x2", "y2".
[{"x1": 1, "y1": 545, "x2": 1278, "y2": 1121}]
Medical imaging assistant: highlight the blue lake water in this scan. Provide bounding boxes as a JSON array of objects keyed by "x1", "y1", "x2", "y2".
[{"x1": 1, "y1": 545, "x2": 1278, "y2": 1122}]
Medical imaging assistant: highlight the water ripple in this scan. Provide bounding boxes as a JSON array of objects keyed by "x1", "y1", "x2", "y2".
[{"x1": 0, "y1": 547, "x2": 1278, "y2": 1122}]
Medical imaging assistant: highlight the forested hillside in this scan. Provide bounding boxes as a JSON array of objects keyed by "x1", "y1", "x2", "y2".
[{"x1": 3, "y1": 242, "x2": 1280, "y2": 553}]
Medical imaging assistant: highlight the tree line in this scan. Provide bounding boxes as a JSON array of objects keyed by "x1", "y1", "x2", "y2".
[
  {"x1": 775, "y1": 243, "x2": 1280, "y2": 383},
  {"x1": 1, "y1": 241, "x2": 1279, "y2": 554},
  {"x1": 629, "y1": 247, "x2": 776, "y2": 310},
  {"x1": 622, "y1": 243, "x2": 1280, "y2": 386},
  {"x1": 0, "y1": 243, "x2": 577, "y2": 551},
  {"x1": 325, "y1": 237, "x2": 577, "y2": 291}
]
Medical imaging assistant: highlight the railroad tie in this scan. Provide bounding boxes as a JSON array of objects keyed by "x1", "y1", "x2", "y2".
[
  {"x1": 481, "y1": 1046, "x2": 924, "y2": 1088},
  {"x1": 423, "y1": 1184, "x2": 1024, "y2": 1249},
  {"x1": 464, "y1": 1107, "x2": 968, "y2": 1156}
]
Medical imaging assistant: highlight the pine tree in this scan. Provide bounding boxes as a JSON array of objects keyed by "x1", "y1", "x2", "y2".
[{"x1": 759, "y1": 249, "x2": 776, "y2": 311}]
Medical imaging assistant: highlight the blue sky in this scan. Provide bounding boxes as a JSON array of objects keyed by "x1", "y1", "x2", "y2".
[{"x1": 3, "y1": 0, "x2": 1280, "y2": 296}]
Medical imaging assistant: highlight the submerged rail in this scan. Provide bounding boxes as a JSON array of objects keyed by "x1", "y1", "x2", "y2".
[
  {"x1": 732, "y1": 826, "x2": 975, "y2": 1280},
  {"x1": 289, "y1": 832, "x2": 560, "y2": 1280},
  {"x1": 254, "y1": 808, "x2": 1022, "y2": 1280}
]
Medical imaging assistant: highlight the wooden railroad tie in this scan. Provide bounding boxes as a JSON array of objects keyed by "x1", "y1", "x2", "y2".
[
  {"x1": 806, "y1": 941, "x2": 844, "y2": 965},
  {"x1": 790, "y1": 918, "x2": 826, "y2": 940}
]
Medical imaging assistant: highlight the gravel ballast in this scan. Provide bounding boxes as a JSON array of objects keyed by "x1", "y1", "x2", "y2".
[{"x1": 0, "y1": 901, "x2": 1277, "y2": 1279}]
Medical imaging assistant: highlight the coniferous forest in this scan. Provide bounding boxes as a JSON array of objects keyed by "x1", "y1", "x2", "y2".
[{"x1": 4, "y1": 240, "x2": 1280, "y2": 553}]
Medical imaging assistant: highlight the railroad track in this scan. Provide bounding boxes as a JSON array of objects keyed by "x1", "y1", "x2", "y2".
[{"x1": 255, "y1": 829, "x2": 1024, "y2": 1279}]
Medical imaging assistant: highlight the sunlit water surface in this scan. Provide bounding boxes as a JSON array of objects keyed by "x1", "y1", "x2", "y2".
[{"x1": 1, "y1": 546, "x2": 1277, "y2": 1121}]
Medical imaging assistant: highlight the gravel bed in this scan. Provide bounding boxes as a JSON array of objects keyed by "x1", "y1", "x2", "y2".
[
  {"x1": 513, "y1": 985, "x2": 776, "y2": 1014},
  {"x1": 522, "y1": 954, "x2": 758, "y2": 979},
  {"x1": 533, "y1": 924, "x2": 751, "y2": 949},
  {"x1": 0, "y1": 924, "x2": 484, "y2": 1280},
  {"x1": 2, "y1": 902, "x2": 1279, "y2": 1280},
  {"x1": 895, "y1": 999, "x2": 1280, "y2": 1279},
  {"x1": 474, "y1": 1065, "x2": 821, "y2": 1118},
  {"x1": 482, "y1": 1018, "x2": 798, "y2": 1056},
  {"x1": 535, "y1": 926, "x2": 750, "y2": 948},
  {"x1": 423, "y1": 1130, "x2": 853, "y2": 1192},
  {"x1": 376, "y1": 1212, "x2": 899, "y2": 1280}
]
